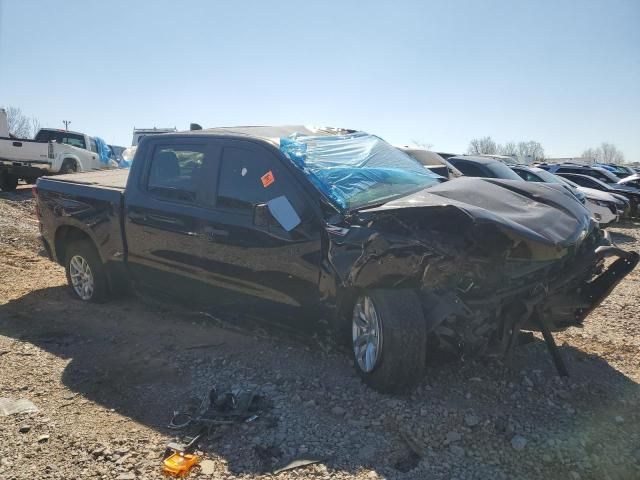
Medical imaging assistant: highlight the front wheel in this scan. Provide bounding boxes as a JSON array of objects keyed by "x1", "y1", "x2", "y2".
[
  {"x1": 64, "y1": 240, "x2": 110, "y2": 303},
  {"x1": 351, "y1": 289, "x2": 427, "y2": 393}
]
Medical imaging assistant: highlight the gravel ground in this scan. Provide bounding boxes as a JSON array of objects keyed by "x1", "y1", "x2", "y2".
[{"x1": 1, "y1": 186, "x2": 639, "y2": 480}]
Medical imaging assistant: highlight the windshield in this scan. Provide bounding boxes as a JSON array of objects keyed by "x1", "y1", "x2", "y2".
[
  {"x1": 486, "y1": 162, "x2": 523, "y2": 181},
  {"x1": 279, "y1": 132, "x2": 442, "y2": 210}
]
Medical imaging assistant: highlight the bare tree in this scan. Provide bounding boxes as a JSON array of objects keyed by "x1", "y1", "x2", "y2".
[
  {"x1": 581, "y1": 143, "x2": 625, "y2": 164},
  {"x1": 4, "y1": 106, "x2": 41, "y2": 138},
  {"x1": 581, "y1": 148, "x2": 599, "y2": 162},
  {"x1": 31, "y1": 117, "x2": 42, "y2": 137},
  {"x1": 468, "y1": 136, "x2": 498, "y2": 155},
  {"x1": 6, "y1": 106, "x2": 31, "y2": 138},
  {"x1": 600, "y1": 143, "x2": 625, "y2": 164},
  {"x1": 516, "y1": 141, "x2": 545, "y2": 163},
  {"x1": 499, "y1": 142, "x2": 518, "y2": 156}
]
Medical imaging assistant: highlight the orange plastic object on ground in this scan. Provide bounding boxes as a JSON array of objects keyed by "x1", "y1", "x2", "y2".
[{"x1": 162, "y1": 452, "x2": 200, "y2": 477}]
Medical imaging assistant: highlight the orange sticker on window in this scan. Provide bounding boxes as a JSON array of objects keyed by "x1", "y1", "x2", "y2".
[{"x1": 261, "y1": 170, "x2": 275, "y2": 188}]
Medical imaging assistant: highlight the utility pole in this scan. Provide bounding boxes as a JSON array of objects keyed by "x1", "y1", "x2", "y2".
[{"x1": 63, "y1": 120, "x2": 71, "y2": 131}]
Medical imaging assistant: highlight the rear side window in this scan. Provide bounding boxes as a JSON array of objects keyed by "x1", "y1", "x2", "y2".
[
  {"x1": 217, "y1": 146, "x2": 283, "y2": 213},
  {"x1": 147, "y1": 145, "x2": 206, "y2": 202},
  {"x1": 590, "y1": 171, "x2": 615, "y2": 183},
  {"x1": 565, "y1": 175, "x2": 596, "y2": 188},
  {"x1": 454, "y1": 161, "x2": 487, "y2": 177},
  {"x1": 60, "y1": 133, "x2": 86, "y2": 149},
  {"x1": 514, "y1": 169, "x2": 541, "y2": 182},
  {"x1": 34, "y1": 130, "x2": 86, "y2": 149}
]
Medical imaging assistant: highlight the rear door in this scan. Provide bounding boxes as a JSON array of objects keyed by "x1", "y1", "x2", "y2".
[{"x1": 124, "y1": 138, "x2": 218, "y2": 299}]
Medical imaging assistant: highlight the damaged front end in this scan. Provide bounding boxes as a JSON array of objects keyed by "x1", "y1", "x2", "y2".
[{"x1": 327, "y1": 177, "x2": 639, "y2": 374}]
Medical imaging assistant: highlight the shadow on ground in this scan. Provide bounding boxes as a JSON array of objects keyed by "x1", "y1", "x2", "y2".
[{"x1": 1, "y1": 284, "x2": 639, "y2": 479}]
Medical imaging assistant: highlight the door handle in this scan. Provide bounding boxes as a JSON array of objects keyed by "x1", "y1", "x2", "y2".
[{"x1": 13, "y1": 141, "x2": 22, "y2": 147}]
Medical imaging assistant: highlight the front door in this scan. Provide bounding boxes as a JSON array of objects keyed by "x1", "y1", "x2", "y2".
[{"x1": 194, "y1": 140, "x2": 323, "y2": 320}]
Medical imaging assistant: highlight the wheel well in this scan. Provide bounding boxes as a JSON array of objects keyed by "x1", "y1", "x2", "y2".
[
  {"x1": 54, "y1": 226, "x2": 92, "y2": 265},
  {"x1": 61, "y1": 158, "x2": 78, "y2": 170},
  {"x1": 331, "y1": 287, "x2": 362, "y2": 344}
]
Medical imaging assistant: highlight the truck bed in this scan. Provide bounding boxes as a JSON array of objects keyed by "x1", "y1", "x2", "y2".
[
  {"x1": 42, "y1": 168, "x2": 129, "y2": 190},
  {"x1": 37, "y1": 168, "x2": 127, "y2": 268}
]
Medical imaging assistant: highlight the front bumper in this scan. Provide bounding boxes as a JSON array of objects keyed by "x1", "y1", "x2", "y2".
[
  {"x1": 520, "y1": 245, "x2": 638, "y2": 331},
  {"x1": 427, "y1": 242, "x2": 638, "y2": 355}
]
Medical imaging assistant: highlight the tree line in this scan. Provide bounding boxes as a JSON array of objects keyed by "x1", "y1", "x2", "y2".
[{"x1": 467, "y1": 136, "x2": 626, "y2": 164}]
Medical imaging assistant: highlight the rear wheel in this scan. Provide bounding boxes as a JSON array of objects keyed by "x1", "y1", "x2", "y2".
[
  {"x1": 0, "y1": 171, "x2": 19, "y2": 192},
  {"x1": 351, "y1": 289, "x2": 427, "y2": 393},
  {"x1": 60, "y1": 159, "x2": 77, "y2": 174},
  {"x1": 64, "y1": 240, "x2": 110, "y2": 303}
]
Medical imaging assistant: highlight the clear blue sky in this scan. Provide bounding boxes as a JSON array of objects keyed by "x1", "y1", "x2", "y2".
[{"x1": 1, "y1": 0, "x2": 638, "y2": 160}]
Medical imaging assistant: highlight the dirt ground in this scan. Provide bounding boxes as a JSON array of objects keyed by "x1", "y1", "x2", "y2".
[{"x1": 1, "y1": 185, "x2": 639, "y2": 480}]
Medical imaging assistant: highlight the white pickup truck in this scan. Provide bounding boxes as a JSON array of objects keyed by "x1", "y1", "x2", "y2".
[{"x1": 0, "y1": 109, "x2": 109, "y2": 191}]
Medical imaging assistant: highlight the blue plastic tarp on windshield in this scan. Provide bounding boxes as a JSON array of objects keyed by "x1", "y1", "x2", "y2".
[{"x1": 279, "y1": 132, "x2": 441, "y2": 210}]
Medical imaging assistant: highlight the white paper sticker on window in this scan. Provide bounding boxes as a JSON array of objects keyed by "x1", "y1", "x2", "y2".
[{"x1": 267, "y1": 196, "x2": 301, "y2": 232}]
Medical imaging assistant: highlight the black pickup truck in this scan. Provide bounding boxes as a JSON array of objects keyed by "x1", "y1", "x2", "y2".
[{"x1": 34, "y1": 126, "x2": 638, "y2": 392}]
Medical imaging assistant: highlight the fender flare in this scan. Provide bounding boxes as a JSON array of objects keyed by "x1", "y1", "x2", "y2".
[{"x1": 52, "y1": 220, "x2": 105, "y2": 265}]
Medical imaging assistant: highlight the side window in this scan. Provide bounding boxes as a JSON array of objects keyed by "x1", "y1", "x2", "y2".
[
  {"x1": 217, "y1": 147, "x2": 282, "y2": 213},
  {"x1": 514, "y1": 169, "x2": 539, "y2": 181},
  {"x1": 455, "y1": 161, "x2": 487, "y2": 177},
  {"x1": 147, "y1": 144, "x2": 206, "y2": 203},
  {"x1": 592, "y1": 172, "x2": 611, "y2": 183},
  {"x1": 89, "y1": 138, "x2": 97, "y2": 153},
  {"x1": 60, "y1": 133, "x2": 86, "y2": 150},
  {"x1": 572, "y1": 176, "x2": 595, "y2": 188}
]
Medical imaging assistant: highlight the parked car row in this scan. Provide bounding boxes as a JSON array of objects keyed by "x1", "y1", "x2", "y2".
[
  {"x1": 33, "y1": 125, "x2": 639, "y2": 392},
  {"x1": 407, "y1": 153, "x2": 639, "y2": 227}
]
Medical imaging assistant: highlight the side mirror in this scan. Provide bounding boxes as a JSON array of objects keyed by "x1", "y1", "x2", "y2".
[
  {"x1": 253, "y1": 203, "x2": 273, "y2": 227},
  {"x1": 190, "y1": 123, "x2": 203, "y2": 131},
  {"x1": 253, "y1": 197, "x2": 302, "y2": 232}
]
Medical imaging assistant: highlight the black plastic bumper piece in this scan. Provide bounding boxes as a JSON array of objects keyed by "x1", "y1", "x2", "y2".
[{"x1": 579, "y1": 246, "x2": 640, "y2": 320}]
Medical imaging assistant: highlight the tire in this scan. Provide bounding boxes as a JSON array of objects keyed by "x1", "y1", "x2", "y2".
[
  {"x1": 0, "y1": 171, "x2": 19, "y2": 192},
  {"x1": 351, "y1": 289, "x2": 427, "y2": 393},
  {"x1": 60, "y1": 159, "x2": 77, "y2": 175},
  {"x1": 64, "y1": 240, "x2": 110, "y2": 303}
]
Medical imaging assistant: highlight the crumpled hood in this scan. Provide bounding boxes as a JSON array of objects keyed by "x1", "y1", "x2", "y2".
[{"x1": 364, "y1": 177, "x2": 595, "y2": 249}]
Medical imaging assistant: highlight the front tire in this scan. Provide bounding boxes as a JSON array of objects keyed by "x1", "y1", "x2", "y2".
[
  {"x1": 64, "y1": 240, "x2": 110, "y2": 303},
  {"x1": 351, "y1": 289, "x2": 427, "y2": 393}
]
